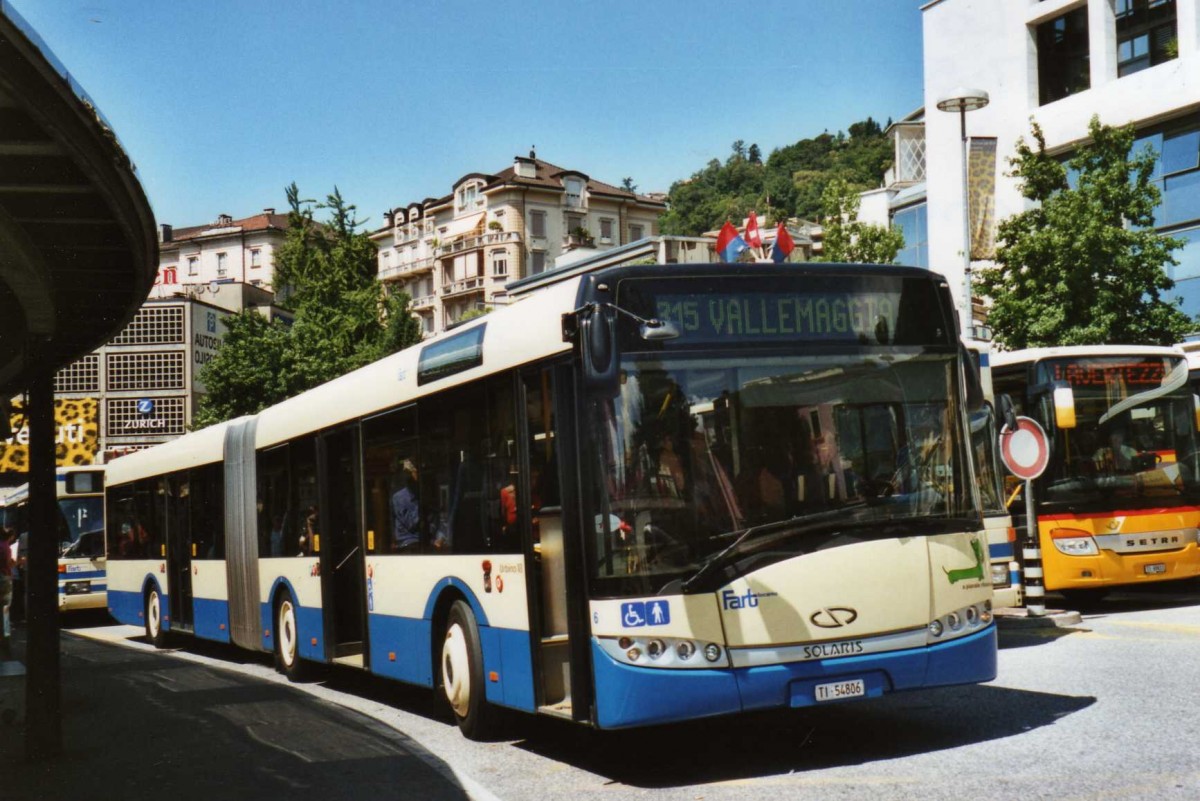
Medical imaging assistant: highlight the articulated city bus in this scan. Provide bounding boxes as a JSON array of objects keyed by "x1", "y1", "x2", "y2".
[
  {"x1": 3, "y1": 466, "x2": 107, "y2": 612},
  {"x1": 964, "y1": 340, "x2": 1022, "y2": 608},
  {"x1": 992, "y1": 345, "x2": 1200, "y2": 599},
  {"x1": 105, "y1": 263, "x2": 996, "y2": 738}
]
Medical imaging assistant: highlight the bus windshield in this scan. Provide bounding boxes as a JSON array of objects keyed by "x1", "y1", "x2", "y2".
[
  {"x1": 590, "y1": 350, "x2": 976, "y2": 592},
  {"x1": 971, "y1": 406, "x2": 1007, "y2": 516},
  {"x1": 1035, "y1": 355, "x2": 1200, "y2": 508}
]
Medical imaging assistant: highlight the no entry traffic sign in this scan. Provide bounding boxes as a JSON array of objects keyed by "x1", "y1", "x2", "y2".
[{"x1": 999, "y1": 416, "x2": 1050, "y2": 480}]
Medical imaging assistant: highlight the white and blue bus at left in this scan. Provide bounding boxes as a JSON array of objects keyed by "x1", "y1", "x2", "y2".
[
  {"x1": 3, "y1": 466, "x2": 107, "y2": 612},
  {"x1": 105, "y1": 262, "x2": 997, "y2": 738}
]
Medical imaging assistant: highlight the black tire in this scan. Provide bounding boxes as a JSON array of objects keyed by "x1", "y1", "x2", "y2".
[
  {"x1": 440, "y1": 600, "x2": 497, "y2": 740},
  {"x1": 274, "y1": 593, "x2": 308, "y2": 681},
  {"x1": 145, "y1": 585, "x2": 167, "y2": 648}
]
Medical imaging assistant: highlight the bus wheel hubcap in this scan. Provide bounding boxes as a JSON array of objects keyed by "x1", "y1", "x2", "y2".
[
  {"x1": 442, "y1": 623, "x2": 470, "y2": 717},
  {"x1": 148, "y1": 592, "x2": 160, "y2": 636},
  {"x1": 280, "y1": 602, "x2": 296, "y2": 666}
]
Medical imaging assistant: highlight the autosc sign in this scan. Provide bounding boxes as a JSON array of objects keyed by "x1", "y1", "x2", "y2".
[{"x1": 998, "y1": 416, "x2": 1050, "y2": 480}]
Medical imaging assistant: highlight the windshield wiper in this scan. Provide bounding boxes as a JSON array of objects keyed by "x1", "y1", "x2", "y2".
[{"x1": 680, "y1": 514, "x2": 810, "y2": 595}]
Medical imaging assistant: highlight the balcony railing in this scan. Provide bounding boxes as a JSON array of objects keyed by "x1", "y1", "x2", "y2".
[
  {"x1": 441, "y1": 276, "x2": 486, "y2": 296},
  {"x1": 435, "y1": 230, "x2": 521, "y2": 257},
  {"x1": 379, "y1": 256, "x2": 436, "y2": 281},
  {"x1": 411, "y1": 293, "x2": 437, "y2": 311}
]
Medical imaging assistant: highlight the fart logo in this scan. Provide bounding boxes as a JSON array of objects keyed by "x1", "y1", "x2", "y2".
[{"x1": 721, "y1": 588, "x2": 778, "y2": 610}]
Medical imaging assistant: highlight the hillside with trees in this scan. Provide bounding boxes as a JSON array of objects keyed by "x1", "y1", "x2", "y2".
[{"x1": 658, "y1": 118, "x2": 894, "y2": 236}]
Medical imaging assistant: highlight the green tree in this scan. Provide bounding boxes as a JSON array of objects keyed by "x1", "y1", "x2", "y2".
[
  {"x1": 191, "y1": 311, "x2": 297, "y2": 428},
  {"x1": 195, "y1": 184, "x2": 423, "y2": 426},
  {"x1": 817, "y1": 177, "x2": 904, "y2": 264},
  {"x1": 661, "y1": 120, "x2": 892, "y2": 235},
  {"x1": 977, "y1": 116, "x2": 1193, "y2": 348}
]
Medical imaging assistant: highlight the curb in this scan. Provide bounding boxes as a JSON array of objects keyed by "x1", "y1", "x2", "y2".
[{"x1": 994, "y1": 607, "x2": 1083, "y2": 629}]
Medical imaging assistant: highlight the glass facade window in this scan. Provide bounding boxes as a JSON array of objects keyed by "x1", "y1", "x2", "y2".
[
  {"x1": 892, "y1": 203, "x2": 928, "y2": 269},
  {"x1": 1116, "y1": 0, "x2": 1177, "y2": 77},
  {"x1": 1037, "y1": 7, "x2": 1090, "y2": 105}
]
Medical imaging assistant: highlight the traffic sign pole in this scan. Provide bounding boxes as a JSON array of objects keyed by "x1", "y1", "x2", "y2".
[
  {"x1": 998, "y1": 416, "x2": 1050, "y2": 617},
  {"x1": 1022, "y1": 479, "x2": 1045, "y2": 617}
]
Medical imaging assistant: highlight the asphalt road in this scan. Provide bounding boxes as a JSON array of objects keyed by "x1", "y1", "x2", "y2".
[{"x1": 55, "y1": 580, "x2": 1200, "y2": 801}]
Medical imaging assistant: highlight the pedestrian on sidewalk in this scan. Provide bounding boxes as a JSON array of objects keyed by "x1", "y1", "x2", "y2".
[{"x1": 0, "y1": 526, "x2": 14, "y2": 658}]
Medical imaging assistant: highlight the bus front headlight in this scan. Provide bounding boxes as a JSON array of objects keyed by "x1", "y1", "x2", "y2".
[{"x1": 1051, "y1": 528, "x2": 1099, "y2": 556}]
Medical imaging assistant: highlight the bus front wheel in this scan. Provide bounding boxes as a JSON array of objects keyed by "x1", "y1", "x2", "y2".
[
  {"x1": 145, "y1": 586, "x2": 167, "y2": 648},
  {"x1": 275, "y1": 595, "x2": 308, "y2": 681},
  {"x1": 440, "y1": 600, "x2": 497, "y2": 740}
]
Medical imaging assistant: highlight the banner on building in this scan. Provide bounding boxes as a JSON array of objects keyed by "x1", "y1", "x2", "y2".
[
  {"x1": 1, "y1": 397, "x2": 100, "y2": 471},
  {"x1": 967, "y1": 136, "x2": 998, "y2": 261}
]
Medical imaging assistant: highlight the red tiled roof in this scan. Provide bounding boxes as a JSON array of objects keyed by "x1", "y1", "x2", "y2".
[
  {"x1": 159, "y1": 212, "x2": 291, "y2": 250},
  {"x1": 386, "y1": 157, "x2": 666, "y2": 215}
]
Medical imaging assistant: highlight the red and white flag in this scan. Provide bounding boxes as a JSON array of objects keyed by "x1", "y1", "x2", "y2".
[{"x1": 745, "y1": 211, "x2": 763, "y2": 249}]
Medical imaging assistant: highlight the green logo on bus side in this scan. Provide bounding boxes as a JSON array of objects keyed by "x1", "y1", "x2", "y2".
[{"x1": 944, "y1": 539, "x2": 985, "y2": 584}]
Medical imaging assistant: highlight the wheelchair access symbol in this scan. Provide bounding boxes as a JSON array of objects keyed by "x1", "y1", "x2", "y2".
[{"x1": 621, "y1": 600, "x2": 670, "y2": 628}]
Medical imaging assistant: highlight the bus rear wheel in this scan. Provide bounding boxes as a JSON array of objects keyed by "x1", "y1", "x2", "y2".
[
  {"x1": 275, "y1": 595, "x2": 308, "y2": 681},
  {"x1": 145, "y1": 586, "x2": 167, "y2": 648},
  {"x1": 440, "y1": 600, "x2": 497, "y2": 740}
]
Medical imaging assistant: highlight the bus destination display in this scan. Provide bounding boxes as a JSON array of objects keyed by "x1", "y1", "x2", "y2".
[
  {"x1": 1043, "y1": 359, "x2": 1171, "y2": 388},
  {"x1": 651, "y1": 291, "x2": 901, "y2": 343}
]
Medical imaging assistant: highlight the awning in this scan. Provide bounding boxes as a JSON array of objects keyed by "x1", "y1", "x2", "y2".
[
  {"x1": 0, "y1": 7, "x2": 156, "y2": 396},
  {"x1": 437, "y1": 212, "x2": 485, "y2": 241}
]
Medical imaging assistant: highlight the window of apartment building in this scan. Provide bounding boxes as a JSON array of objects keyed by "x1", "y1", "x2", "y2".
[
  {"x1": 187, "y1": 256, "x2": 198, "y2": 276},
  {"x1": 458, "y1": 183, "x2": 478, "y2": 210},
  {"x1": 566, "y1": 213, "x2": 584, "y2": 235},
  {"x1": 531, "y1": 250, "x2": 546, "y2": 275},
  {"x1": 530, "y1": 210, "x2": 547, "y2": 238},
  {"x1": 565, "y1": 177, "x2": 584, "y2": 207},
  {"x1": 629, "y1": 223, "x2": 645, "y2": 242},
  {"x1": 491, "y1": 250, "x2": 508, "y2": 277},
  {"x1": 1116, "y1": 0, "x2": 1177, "y2": 77},
  {"x1": 216, "y1": 252, "x2": 228, "y2": 278},
  {"x1": 891, "y1": 203, "x2": 929, "y2": 269},
  {"x1": 250, "y1": 248, "x2": 262, "y2": 268},
  {"x1": 1037, "y1": 7, "x2": 1090, "y2": 105},
  {"x1": 599, "y1": 218, "x2": 614, "y2": 242}
]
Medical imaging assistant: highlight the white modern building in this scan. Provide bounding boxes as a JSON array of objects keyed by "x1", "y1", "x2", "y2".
[
  {"x1": 922, "y1": 0, "x2": 1200, "y2": 318},
  {"x1": 371, "y1": 153, "x2": 666, "y2": 336}
]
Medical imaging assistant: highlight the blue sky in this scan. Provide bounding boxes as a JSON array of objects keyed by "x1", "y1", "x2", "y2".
[{"x1": 13, "y1": 1, "x2": 925, "y2": 230}]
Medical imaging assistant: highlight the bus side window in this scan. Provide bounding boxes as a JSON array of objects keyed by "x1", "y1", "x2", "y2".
[
  {"x1": 191, "y1": 463, "x2": 224, "y2": 560},
  {"x1": 362, "y1": 405, "x2": 418, "y2": 554},
  {"x1": 257, "y1": 444, "x2": 291, "y2": 558},
  {"x1": 422, "y1": 384, "x2": 491, "y2": 555}
]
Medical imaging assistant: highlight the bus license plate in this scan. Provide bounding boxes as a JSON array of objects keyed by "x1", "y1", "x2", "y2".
[
  {"x1": 815, "y1": 679, "x2": 865, "y2": 702},
  {"x1": 1144, "y1": 563, "x2": 1166, "y2": 575},
  {"x1": 65, "y1": 581, "x2": 90, "y2": 595}
]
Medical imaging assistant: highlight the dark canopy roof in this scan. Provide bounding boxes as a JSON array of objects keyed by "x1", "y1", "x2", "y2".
[{"x1": 0, "y1": 7, "x2": 156, "y2": 396}]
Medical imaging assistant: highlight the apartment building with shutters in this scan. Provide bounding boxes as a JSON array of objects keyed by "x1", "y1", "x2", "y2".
[{"x1": 371, "y1": 152, "x2": 666, "y2": 336}]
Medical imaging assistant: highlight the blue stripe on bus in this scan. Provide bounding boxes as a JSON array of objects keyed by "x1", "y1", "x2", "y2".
[
  {"x1": 591, "y1": 625, "x2": 998, "y2": 729},
  {"x1": 193, "y1": 597, "x2": 231, "y2": 643},
  {"x1": 988, "y1": 542, "x2": 1014, "y2": 560},
  {"x1": 108, "y1": 588, "x2": 143, "y2": 626}
]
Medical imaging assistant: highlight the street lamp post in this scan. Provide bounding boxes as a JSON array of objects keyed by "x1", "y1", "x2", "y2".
[{"x1": 936, "y1": 87, "x2": 989, "y2": 329}]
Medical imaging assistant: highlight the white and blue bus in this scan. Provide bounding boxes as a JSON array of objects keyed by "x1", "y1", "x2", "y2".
[
  {"x1": 105, "y1": 262, "x2": 996, "y2": 738},
  {"x1": 3, "y1": 466, "x2": 106, "y2": 612},
  {"x1": 965, "y1": 339, "x2": 1023, "y2": 608}
]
